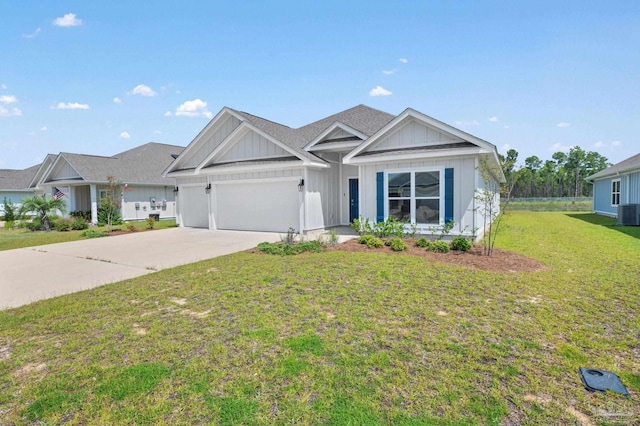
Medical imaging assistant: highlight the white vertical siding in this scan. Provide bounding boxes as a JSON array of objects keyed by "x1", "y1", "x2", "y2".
[
  {"x1": 211, "y1": 168, "x2": 302, "y2": 182},
  {"x1": 121, "y1": 185, "x2": 176, "y2": 221},
  {"x1": 341, "y1": 164, "x2": 358, "y2": 224},
  {"x1": 359, "y1": 156, "x2": 478, "y2": 235},
  {"x1": 305, "y1": 165, "x2": 340, "y2": 230},
  {"x1": 182, "y1": 115, "x2": 242, "y2": 168},
  {"x1": 48, "y1": 161, "x2": 80, "y2": 181},
  {"x1": 370, "y1": 118, "x2": 461, "y2": 151},
  {"x1": 74, "y1": 186, "x2": 91, "y2": 212},
  {"x1": 217, "y1": 131, "x2": 289, "y2": 163}
]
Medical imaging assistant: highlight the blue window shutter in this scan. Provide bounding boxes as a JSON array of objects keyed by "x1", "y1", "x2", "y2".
[
  {"x1": 444, "y1": 168, "x2": 454, "y2": 223},
  {"x1": 376, "y1": 172, "x2": 384, "y2": 223}
]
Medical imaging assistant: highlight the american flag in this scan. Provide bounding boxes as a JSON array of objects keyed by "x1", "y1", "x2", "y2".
[{"x1": 53, "y1": 187, "x2": 65, "y2": 199}]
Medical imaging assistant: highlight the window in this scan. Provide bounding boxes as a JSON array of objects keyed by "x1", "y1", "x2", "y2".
[
  {"x1": 611, "y1": 179, "x2": 621, "y2": 206},
  {"x1": 387, "y1": 170, "x2": 441, "y2": 224}
]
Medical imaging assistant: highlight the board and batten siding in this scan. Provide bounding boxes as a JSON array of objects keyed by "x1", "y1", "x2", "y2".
[
  {"x1": 593, "y1": 171, "x2": 640, "y2": 217},
  {"x1": 341, "y1": 163, "x2": 358, "y2": 224},
  {"x1": 47, "y1": 161, "x2": 80, "y2": 181},
  {"x1": 211, "y1": 168, "x2": 302, "y2": 182},
  {"x1": 370, "y1": 118, "x2": 462, "y2": 151},
  {"x1": 181, "y1": 115, "x2": 242, "y2": 169},
  {"x1": 120, "y1": 185, "x2": 176, "y2": 221},
  {"x1": 305, "y1": 165, "x2": 340, "y2": 231},
  {"x1": 359, "y1": 156, "x2": 477, "y2": 235},
  {"x1": 217, "y1": 131, "x2": 290, "y2": 163}
]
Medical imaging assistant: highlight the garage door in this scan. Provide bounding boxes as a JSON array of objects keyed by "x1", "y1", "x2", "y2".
[
  {"x1": 180, "y1": 185, "x2": 209, "y2": 228},
  {"x1": 216, "y1": 181, "x2": 299, "y2": 232}
]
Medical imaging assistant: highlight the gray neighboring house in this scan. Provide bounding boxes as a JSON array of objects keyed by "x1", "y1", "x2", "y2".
[
  {"x1": 165, "y1": 104, "x2": 505, "y2": 238},
  {"x1": 33, "y1": 142, "x2": 184, "y2": 224},
  {"x1": 0, "y1": 154, "x2": 57, "y2": 214},
  {"x1": 587, "y1": 152, "x2": 640, "y2": 217}
]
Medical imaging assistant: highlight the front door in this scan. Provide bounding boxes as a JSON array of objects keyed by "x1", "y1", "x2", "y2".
[{"x1": 348, "y1": 178, "x2": 359, "y2": 223}]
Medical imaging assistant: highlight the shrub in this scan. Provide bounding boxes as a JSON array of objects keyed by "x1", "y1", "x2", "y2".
[
  {"x1": 373, "y1": 217, "x2": 407, "y2": 238},
  {"x1": 3, "y1": 221, "x2": 14, "y2": 230},
  {"x1": 351, "y1": 217, "x2": 373, "y2": 236},
  {"x1": 126, "y1": 222, "x2": 137, "y2": 232},
  {"x1": 98, "y1": 206, "x2": 122, "y2": 227},
  {"x1": 257, "y1": 240, "x2": 323, "y2": 256},
  {"x1": 71, "y1": 218, "x2": 89, "y2": 230},
  {"x1": 451, "y1": 236, "x2": 472, "y2": 252},
  {"x1": 81, "y1": 229, "x2": 107, "y2": 238},
  {"x1": 415, "y1": 237, "x2": 429, "y2": 248},
  {"x1": 358, "y1": 235, "x2": 383, "y2": 248},
  {"x1": 2, "y1": 198, "x2": 17, "y2": 222},
  {"x1": 146, "y1": 217, "x2": 155, "y2": 229},
  {"x1": 54, "y1": 218, "x2": 73, "y2": 231},
  {"x1": 27, "y1": 218, "x2": 41, "y2": 232},
  {"x1": 425, "y1": 241, "x2": 449, "y2": 253},
  {"x1": 70, "y1": 211, "x2": 91, "y2": 222},
  {"x1": 386, "y1": 237, "x2": 408, "y2": 251}
]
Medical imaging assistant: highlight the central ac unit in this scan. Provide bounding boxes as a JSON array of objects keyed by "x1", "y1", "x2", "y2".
[{"x1": 617, "y1": 204, "x2": 640, "y2": 226}]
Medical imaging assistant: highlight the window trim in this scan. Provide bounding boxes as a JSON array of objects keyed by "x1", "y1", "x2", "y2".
[
  {"x1": 385, "y1": 167, "x2": 445, "y2": 225},
  {"x1": 611, "y1": 178, "x2": 621, "y2": 206}
]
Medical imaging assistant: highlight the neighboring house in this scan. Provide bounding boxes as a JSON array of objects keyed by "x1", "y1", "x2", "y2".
[
  {"x1": 165, "y1": 105, "x2": 505, "y2": 239},
  {"x1": 587, "y1": 152, "x2": 640, "y2": 217},
  {"x1": 34, "y1": 142, "x2": 184, "y2": 224},
  {"x1": 0, "y1": 154, "x2": 57, "y2": 214}
]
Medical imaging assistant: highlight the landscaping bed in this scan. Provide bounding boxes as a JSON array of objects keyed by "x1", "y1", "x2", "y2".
[{"x1": 324, "y1": 238, "x2": 547, "y2": 273}]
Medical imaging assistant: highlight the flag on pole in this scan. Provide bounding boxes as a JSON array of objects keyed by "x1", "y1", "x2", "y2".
[{"x1": 53, "y1": 187, "x2": 64, "y2": 199}]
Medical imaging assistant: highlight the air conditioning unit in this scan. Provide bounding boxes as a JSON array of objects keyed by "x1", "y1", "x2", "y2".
[{"x1": 617, "y1": 204, "x2": 640, "y2": 226}]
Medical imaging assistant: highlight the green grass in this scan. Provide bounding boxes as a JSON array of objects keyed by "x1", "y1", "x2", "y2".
[
  {"x1": 0, "y1": 212, "x2": 638, "y2": 424},
  {"x1": 0, "y1": 219, "x2": 176, "y2": 251},
  {"x1": 508, "y1": 199, "x2": 592, "y2": 211}
]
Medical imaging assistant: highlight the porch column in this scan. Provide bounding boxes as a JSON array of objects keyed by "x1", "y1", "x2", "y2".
[{"x1": 90, "y1": 184, "x2": 98, "y2": 225}]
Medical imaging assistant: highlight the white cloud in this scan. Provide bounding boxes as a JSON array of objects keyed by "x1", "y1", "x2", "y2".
[
  {"x1": 40, "y1": 126, "x2": 47, "y2": 131},
  {"x1": 22, "y1": 27, "x2": 41, "y2": 39},
  {"x1": 128, "y1": 84, "x2": 157, "y2": 97},
  {"x1": 611, "y1": 140, "x2": 621, "y2": 147},
  {"x1": 174, "y1": 99, "x2": 212, "y2": 117},
  {"x1": 53, "y1": 13, "x2": 82, "y2": 27},
  {"x1": 455, "y1": 120, "x2": 480, "y2": 126},
  {"x1": 51, "y1": 102, "x2": 90, "y2": 110},
  {"x1": 164, "y1": 111, "x2": 172, "y2": 117},
  {"x1": 399, "y1": 58, "x2": 408, "y2": 64},
  {"x1": 382, "y1": 70, "x2": 394, "y2": 75},
  {"x1": 503, "y1": 125, "x2": 511, "y2": 129},
  {"x1": 501, "y1": 144, "x2": 512, "y2": 153},
  {"x1": 369, "y1": 86, "x2": 392, "y2": 97},
  {"x1": 113, "y1": 97, "x2": 122, "y2": 103},
  {"x1": 488, "y1": 116, "x2": 499, "y2": 122},
  {"x1": 594, "y1": 141, "x2": 604, "y2": 148},
  {"x1": 0, "y1": 106, "x2": 22, "y2": 117},
  {"x1": 0, "y1": 84, "x2": 6, "y2": 90},
  {"x1": 120, "y1": 131, "x2": 130, "y2": 139},
  {"x1": 0, "y1": 95, "x2": 17, "y2": 104},
  {"x1": 154, "y1": 130, "x2": 162, "y2": 134},
  {"x1": 556, "y1": 122, "x2": 571, "y2": 128},
  {"x1": 176, "y1": 89, "x2": 181, "y2": 94},
  {"x1": 549, "y1": 143, "x2": 574, "y2": 152}
]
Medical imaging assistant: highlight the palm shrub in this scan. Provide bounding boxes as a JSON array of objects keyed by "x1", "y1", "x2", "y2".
[{"x1": 20, "y1": 195, "x2": 67, "y2": 231}]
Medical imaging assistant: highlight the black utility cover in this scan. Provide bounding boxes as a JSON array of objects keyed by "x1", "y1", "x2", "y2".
[{"x1": 579, "y1": 367, "x2": 629, "y2": 397}]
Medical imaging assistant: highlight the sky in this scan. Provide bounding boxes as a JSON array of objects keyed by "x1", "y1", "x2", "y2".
[{"x1": 1, "y1": 1, "x2": 639, "y2": 170}]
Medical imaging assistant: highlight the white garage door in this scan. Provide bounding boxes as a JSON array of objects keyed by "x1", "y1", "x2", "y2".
[
  {"x1": 180, "y1": 185, "x2": 209, "y2": 228},
  {"x1": 216, "y1": 180, "x2": 299, "y2": 232}
]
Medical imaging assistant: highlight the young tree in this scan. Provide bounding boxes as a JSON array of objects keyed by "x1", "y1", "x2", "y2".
[
  {"x1": 20, "y1": 195, "x2": 67, "y2": 231},
  {"x1": 100, "y1": 176, "x2": 125, "y2": 232},
  {"x1": 477, "y1": 157, "x2": 513, "y2": 256}
]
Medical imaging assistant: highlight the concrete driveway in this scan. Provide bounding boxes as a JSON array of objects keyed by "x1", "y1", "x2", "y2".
[{"x1": 0, "y1": 228, "x2": 280, "y2": 310}]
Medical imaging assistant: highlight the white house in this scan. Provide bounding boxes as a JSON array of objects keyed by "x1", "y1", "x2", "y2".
[
  {"x1": 34, "y1": 143, "x2": 184, "y2": 224},
  {"x1": 164, "y1": 105, "x2": 505, "y2": 238}
]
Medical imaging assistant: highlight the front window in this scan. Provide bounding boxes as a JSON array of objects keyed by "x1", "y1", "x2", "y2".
[
  {"x1": 612, "y1": 179, "x2": 620, "y2": 206},
  {"x1": 388, "y1": 170, "x2": 441, "y2": 224}
]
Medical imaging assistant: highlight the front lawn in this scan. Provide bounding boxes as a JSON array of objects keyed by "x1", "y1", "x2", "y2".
[
  {"x1": 0, "y1": 219, "x2": 176, "y2": 251},
  {"x1": 0, "y1": 212, "x2": 638, "y2": 424}
]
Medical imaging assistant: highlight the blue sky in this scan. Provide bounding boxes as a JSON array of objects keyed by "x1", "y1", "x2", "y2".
[{"x1": 1, "y1": 1, "x2": 639, "y2": 169}]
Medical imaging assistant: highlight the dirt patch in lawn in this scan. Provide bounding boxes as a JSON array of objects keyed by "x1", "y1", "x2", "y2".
[{"x1": 323, "y1": 239, "x2": 547, "y2": 273}]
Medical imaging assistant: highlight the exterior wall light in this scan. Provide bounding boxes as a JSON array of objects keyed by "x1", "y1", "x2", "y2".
[
  {"x1": 298, "y1": 179, "x2": 305, "y2": 192},
  {"x1": 205, "y1": 183, "x2": 212, "y2": 194},
  {"x1": 173, "y1": 186, "x2": 179, "y2": 194}
]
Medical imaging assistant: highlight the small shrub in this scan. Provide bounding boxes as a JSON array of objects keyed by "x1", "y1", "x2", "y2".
[
  {"x1": 415, "y1": 237, "x2": 429, "y2": 248},
  {"x1": 17, "y1": 221, "x2": 28, "y2": 229},
  {"x1": 373, "y1": 217, "x2": 407, "y2": 238},
  {"x1": 281, "y1": 227, "x2": 297, "y2": 244},
  {"x1": 2, "y1": 198, "x2": 17, "y2": 222},
  {"x1": 27, "y1": 218, "x2": 41, "y2": 232},
  {"x1": 351, "y1": 217, "x2": 373, "y2": 236},
  {"x1": 126, "y1": 222, "x2": 137, "y2": 232},
  {"x1": 426, "y1": 241, "x2": 449, "y2": 253},
  {"x1": 146, "y1": 217, "x2": 155, "y2": 229},
  {"x1": 451, "y1": 236, "x2": 472, "y2": 252},
  {"x1": 257, "y1": 240, "x2": 323, "y2": 256},
  {"x1": 71, "y1": 218, "x2": 89, "y2": 230},
  {"x1": 70, "y1": 211, "x2": 91, "y2": 221},
  {"x1": 358, "y1": 235, "x2": 383, "y2": 248},
  {"x1": 54, "y1": 218, "x2": 73, "y2": 231},
  {"x1": 386, "y1": 237, "x2": 408, "y2": 251},
  {"x1": 82, "y1": 229, "x2": 107, "y2": 238}
]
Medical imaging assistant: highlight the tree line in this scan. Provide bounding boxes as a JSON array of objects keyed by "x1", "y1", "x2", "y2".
[{"x1": 499, "y1": 146, "x2": 610, "y2": 198}]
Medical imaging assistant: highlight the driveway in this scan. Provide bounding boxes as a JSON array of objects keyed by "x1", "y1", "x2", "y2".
[{"x1": 0, "y1": 228, "x2": 280, "y2": 310}]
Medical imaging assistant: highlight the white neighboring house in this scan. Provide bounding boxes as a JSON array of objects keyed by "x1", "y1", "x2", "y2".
[
  {"x1": 164, "y1": 105, "x2": 505, "y2": 238},
  {"x1": 32, "y1": 143, "x2": 184, "y2": 224}
]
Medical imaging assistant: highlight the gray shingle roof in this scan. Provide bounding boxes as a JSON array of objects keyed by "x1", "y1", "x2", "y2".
[
  {"x1": 0, "y1": 163, "x2": 43, "y2": 191},
  {"x1": 50, "y1": 143, "x2": 184, "y2": 185},
  {"x1": 587, "y1": 152, "x2": 640, "y2": 180}
]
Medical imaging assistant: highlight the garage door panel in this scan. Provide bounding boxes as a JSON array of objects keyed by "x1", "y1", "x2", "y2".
[
  {"x1": 181, "y1": 186, "x2": 209, "y2": 228},
  {"x1": 216, "y1": 181, "x2": 299, "y2": 232}
]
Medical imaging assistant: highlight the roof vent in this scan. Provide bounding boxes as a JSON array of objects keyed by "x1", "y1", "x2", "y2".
[{"x1": 617, "y1": 204, "x2": 640, "y2": 226}]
